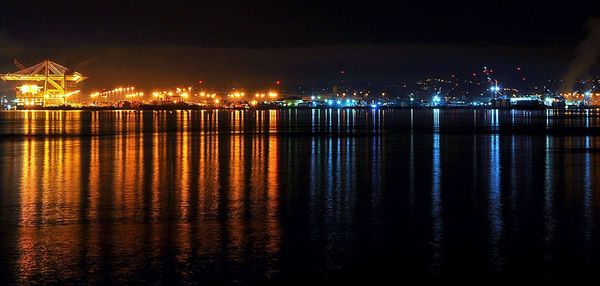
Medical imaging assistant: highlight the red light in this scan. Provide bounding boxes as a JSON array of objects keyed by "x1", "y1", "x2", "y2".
[{"x1": 276, "y1": 80, "x2": 281, "y2": 85}]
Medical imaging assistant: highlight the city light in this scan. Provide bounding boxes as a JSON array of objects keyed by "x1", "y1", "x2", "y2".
[
  {"x1": 17, "y1": 84, "x2": 42, "y2": 94},
  {"x1": 125, "y1": 92, "x2": 144, "y2": 98},
  {"x1": 4, "y1": 63, "x2": 598, "y2": 110},
  {"x1": 1, "y1": 4, "x2": 598, "y2": 285},
  {"x1": 64, "y1": 90, "x2": 81, "y2": 97},
  {"x1": 228, "y1": 91, "x2": 245, "y2": 98}
]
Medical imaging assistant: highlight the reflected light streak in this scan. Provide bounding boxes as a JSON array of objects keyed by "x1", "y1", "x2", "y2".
[
  {"x1": 543, "y1": 135, "x2": 556, "y2": 259},
  {"x1": 430, "y1": 129, "x2": 442, "y2": 272},
  {"x1": 488, "y1": 134, "x2": 504, "y2": 268}
]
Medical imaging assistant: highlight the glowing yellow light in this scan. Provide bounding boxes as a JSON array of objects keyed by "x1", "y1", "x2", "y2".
[
  {"x1": 18, "y1": 84, "x2": 42, "y2": 94},
  {"x1": 250, "y1": 100, "x2": 258, "y2": 106},
  {"x1": 64, "y1": 90, "x2": 80, "y2": 97},
  {"x1": 268, "y1": 91, "x2": 278, "y2": 98},
  {"x1": 229, "y1": 91, "x2": 245, "y2": 98},
  {"x1": 214, "y1": 99, "x2": 220, "y2": 104}
]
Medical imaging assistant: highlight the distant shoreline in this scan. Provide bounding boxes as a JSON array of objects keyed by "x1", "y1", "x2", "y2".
[{"x1": 3, "y1": 106, "x2": 597, "y2": 111}]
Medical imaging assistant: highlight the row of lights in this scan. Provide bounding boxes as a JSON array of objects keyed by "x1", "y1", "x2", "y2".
[
  {"x1": 199, "y1": 92, "x2": 217, "y2": 98},
  {"x1": 125, "y1": 92, "x2": 144, "y2": 98},
  {"x1": 90, "y1": 87, "x2": 280, "y2": 103},
  {"x1": 90, "y1": 86, "x2": 136, "y2": 98},
  {"x1": 17, "y1": 84, "x2": 42, "y2": 94},
  {"x1": 561, "y1": 92, "x2": 600, "y2": 97},
  {"x1": 17, "y1": 85, "x2": 79, "y2": 99},
  {"x1": 254, "y1": 91, "x2": 278, "y2": 98}
]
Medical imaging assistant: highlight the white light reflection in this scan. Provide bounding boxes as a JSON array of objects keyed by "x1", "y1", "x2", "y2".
[{"x1": 430, "y1": 110, "x2": 442, "y2": 272}]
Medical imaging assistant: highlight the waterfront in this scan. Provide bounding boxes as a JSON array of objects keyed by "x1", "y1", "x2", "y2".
[{"x1": 1, "y1": 109, "x2": 600, "y2": 283}]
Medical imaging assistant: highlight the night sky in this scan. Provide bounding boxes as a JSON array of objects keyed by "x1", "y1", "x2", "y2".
[{"x1": 0, "y1": 0, "x2": 598, "y2": 90}]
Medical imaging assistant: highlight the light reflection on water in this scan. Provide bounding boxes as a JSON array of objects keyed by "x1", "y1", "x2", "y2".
[
  {"x1": 430, "y1": 111, "x2": 442, "y2": 272},
  {"x1": 488, "y1": 132, "x2": 503, "y2": 269},
  {"x1": 0, "y1": 109, "x2": 600, "y2": 283}
]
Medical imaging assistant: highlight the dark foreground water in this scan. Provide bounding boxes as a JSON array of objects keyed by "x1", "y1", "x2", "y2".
[{"x1": 0, "y1": 109, "x2": 600, "y2": 284}]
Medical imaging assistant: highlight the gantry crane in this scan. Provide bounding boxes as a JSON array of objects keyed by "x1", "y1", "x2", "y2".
[{"x1": 0, "y1": 59, "x2": 87, "y2": 107}]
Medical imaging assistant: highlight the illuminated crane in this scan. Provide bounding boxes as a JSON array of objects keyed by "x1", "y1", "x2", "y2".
[
  {"x1": 0, "y1": 60, "x2": 87, "y2": 107},
  {"x1": 13, "y1": 59, "x2": 26, "y2": 70}
]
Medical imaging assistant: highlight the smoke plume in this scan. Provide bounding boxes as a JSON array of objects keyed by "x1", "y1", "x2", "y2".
[{"x1": 561, "y1": 17, "x2": 600, "y2": 93}]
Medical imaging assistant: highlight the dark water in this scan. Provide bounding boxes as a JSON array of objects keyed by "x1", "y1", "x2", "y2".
[{"x1": 0, "y1": 109, "x2": 599, "y2": 284}]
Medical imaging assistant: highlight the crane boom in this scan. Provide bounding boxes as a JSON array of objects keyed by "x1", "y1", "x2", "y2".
[{"x1": 13, "y1": 59, "x2": 26, "y2": 70}]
